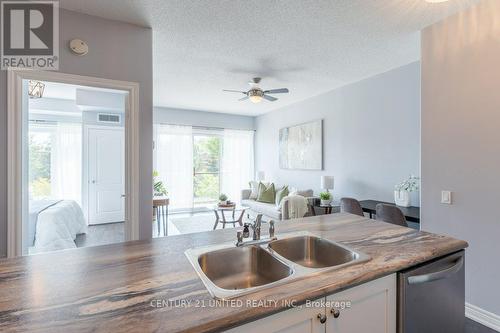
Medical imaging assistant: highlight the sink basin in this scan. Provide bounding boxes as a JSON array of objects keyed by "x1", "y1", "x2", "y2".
[
  {"x1": 197, "y1": 245, "x2": 292, "y2": 291},
  {"x1": 186, "y1": 232, "x2": 370, "y2": 299},
  {"x1": 268, "y1": 235, "x2": 359, "y2": 268}
]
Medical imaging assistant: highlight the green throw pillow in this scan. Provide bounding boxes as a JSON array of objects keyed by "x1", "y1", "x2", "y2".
[
  {"x1": 257, "y1": 182, "x2": 275, "y2": 204},
  {"x1": 275, "y1": 185, "x2": 289, "y2": 206}
]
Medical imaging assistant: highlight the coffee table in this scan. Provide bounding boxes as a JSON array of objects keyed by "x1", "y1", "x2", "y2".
[{"x1": 213, "y1": 205, "x2": 248, "y2": 230}]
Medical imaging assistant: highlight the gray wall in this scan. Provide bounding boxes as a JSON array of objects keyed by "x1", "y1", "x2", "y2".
[
  {"x1": 154, "y1": 107, "x2": 255, "y2": 130},
  {"x1": 421, "y1": 0, "x2": 500, "y2": 316},
  {"x1": 0, "y1": 9, "x2": 153, "y2": 257},
  {"x1": 255, "y1": 62, "x2": 421, "y2": 203}
]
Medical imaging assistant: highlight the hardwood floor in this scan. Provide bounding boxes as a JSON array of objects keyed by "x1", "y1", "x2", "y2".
[{"x1": 466, "y1": 318, "x2": 498, "y2": 333}]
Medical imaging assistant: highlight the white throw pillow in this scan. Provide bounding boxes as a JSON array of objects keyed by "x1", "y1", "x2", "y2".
[{"x1": 249, "y1": 181, "x2": 268, "y2": 200}]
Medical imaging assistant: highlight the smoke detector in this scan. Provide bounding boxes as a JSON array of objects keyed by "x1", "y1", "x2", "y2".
[{"x1": 69, "y1": 39, "x2": 88, "y2": 56}]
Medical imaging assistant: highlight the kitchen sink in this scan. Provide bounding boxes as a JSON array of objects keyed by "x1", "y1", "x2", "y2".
[
  {"x1": 185, "y1": 232, "x2": 370, "y2": 299},
  {"x1": 197, "y1": 245, "x2": 292, "y2": 290},
  {"x1": 268, "y1": 235, "x2": 358, "y2": 268}
]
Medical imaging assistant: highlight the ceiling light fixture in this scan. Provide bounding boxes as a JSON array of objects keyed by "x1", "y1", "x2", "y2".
[
  {"x1": 28, "y1": 80, "x2": 45, "y2": 99},
  {"x1": 248, "y1": 89, "x2": 264, "y2": 103}
]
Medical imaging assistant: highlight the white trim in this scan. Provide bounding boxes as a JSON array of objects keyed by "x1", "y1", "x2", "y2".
[
  {"x1": 466, "y1": 303, "x2": 500, "y2": 332},
  {"x1": 7, "y1": 69, "x2": 141, "y2": 257}
]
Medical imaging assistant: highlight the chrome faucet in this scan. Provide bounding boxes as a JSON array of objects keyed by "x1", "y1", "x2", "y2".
[
  {"x1": 235, "y1": 215, "x2": 277, "y2": 247},
  {"x1": 251, "y1": 214, "x2": 263, "y2": 240}
]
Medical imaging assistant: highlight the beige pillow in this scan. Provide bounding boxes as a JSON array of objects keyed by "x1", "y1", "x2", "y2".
[{"x1": 249, "y1": 181, "x2": 259, "y2": 199}]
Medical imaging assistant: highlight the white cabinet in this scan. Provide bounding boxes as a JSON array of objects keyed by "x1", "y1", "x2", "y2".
[
  {"x1": 326, "y1": 274, "x2": 396, "y2": 333},
  {"x1": 225, "y1": 303, "x2": 325, "y2": 333},
  {"x1": 226, "y1": 274, "x2": 396, "y2": 333}
]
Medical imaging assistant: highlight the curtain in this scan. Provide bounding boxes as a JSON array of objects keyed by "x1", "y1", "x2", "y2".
[
  {"x1": 221, "y1": 129, "x2": 254, "y2": 203},
  {"x1": 155, "y1": 124, "x2": 193, "y2": 210},
  {"x1": 51, "y1": 122, "x2": 83, "y2": 204}
]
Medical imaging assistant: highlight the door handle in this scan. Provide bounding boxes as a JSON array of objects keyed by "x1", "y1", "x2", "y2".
[
  {"x1": 408, "y1": 257, "x2": 464, "y2": 285},
  {"x1": 121, "y1": 194, "x2": 126, "y2": 198},
  {"x1": 317, "y1": 313, "x2": 327, "y2": 324}
]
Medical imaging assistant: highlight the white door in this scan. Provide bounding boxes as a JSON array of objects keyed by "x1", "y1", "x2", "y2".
[{"x1": 87, "y1": 127, "x2": 125, "y2": 225}]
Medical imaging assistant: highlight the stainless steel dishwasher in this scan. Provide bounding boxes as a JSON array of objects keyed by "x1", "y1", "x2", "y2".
[{"x1": 398, "y1": 250, "x2": 465, "y2": 333}]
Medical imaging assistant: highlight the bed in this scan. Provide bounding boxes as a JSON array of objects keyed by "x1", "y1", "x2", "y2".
[{"x1": 28, "y1": 200, "x2": 88, "y2": 254}]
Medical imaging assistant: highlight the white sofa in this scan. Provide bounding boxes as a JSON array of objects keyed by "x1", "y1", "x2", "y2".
[{"x1": 241, "y1": 188, "x2": 314, "y2": 221}]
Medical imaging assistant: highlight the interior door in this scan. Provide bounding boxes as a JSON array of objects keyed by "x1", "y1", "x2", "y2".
[{"x1": 87, "y1": 127, "x2": 125, "y2": 225}]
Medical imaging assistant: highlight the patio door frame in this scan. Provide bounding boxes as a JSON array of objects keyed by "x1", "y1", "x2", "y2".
[{"x1": 7, "y1": 69, "x2": 141, "y2": 257}]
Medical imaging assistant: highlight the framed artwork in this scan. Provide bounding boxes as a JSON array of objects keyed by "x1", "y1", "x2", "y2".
[{"x1": 279, "y1": 119, "x2": 322, "y2": 170}]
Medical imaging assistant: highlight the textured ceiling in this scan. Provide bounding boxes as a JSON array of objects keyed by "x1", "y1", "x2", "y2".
[{"x1": 58, "y1": 0, "x2": 480, "y2": 115}]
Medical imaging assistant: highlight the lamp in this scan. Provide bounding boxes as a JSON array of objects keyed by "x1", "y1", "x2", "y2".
[
  {"x1": 321, "y1": 176, "x2": 334, "y2": 192},
  {"x1": 256, "y1": 171, "x2": 265, "y2": 182},
  {"x1": 28, "y1": 80, "x2": 45, "y2": 99}
]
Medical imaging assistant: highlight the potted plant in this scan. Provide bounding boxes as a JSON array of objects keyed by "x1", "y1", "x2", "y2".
[
  {"x1": 219, "y1": 193, "x2": 228, "y2": 206},
  {"x1": 319, "y1": 191, "x2": 332, "y2": 206},
  {"x1": 153, "y1": 171, "x2": 168, "y2": 197},
  {"x1": 394, "y1": 175, "x2": 419, "y2": 207}
]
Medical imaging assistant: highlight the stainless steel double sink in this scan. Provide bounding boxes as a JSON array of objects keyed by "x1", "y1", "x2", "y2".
[{"x1": 185, "y1": 232, "x2": 370, "y2": 299}]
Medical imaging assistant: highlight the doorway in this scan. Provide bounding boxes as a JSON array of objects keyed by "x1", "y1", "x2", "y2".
[{"x1": 7, "y1": 70, "x2": 140, "y2": 257}]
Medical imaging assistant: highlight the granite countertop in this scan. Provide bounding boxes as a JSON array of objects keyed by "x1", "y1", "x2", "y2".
[{"x1": 0, "y1": 213, "x2": 468, "y2": 333}]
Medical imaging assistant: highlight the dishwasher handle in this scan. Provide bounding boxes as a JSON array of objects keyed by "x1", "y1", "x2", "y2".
[{"x1": 407, "y1": 256, "x2": 464, "y2": 285}]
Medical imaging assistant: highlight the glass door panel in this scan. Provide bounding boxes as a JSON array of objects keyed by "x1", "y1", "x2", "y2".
[{"x1": 193, "y1": 134, "x2": 221, "y2": 208}]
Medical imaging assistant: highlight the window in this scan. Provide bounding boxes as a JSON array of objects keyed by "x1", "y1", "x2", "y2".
[
  {"x1": 154, "y1": 124, "x2": 254, "y2": 212},
  {"x1": 28, "y1": 122, "x2": 82, "y2": 203}
]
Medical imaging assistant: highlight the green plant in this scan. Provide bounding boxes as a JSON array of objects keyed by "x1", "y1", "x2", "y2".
[
  {"x1": 219, "y1": 193, "x2": 228, "y2": 202},
  {"x1": 153, "y1": 170, "x2": 168, "y2": 196},
  {"x1": 319, "y1": 192, "x2": 332, "y2": 200}
]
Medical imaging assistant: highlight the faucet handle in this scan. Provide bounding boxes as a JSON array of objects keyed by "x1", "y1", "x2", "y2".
[
  {"x1": 236, "y1": 231, "x2": 243, "y2": 244},
  {"x1": 269, "y1": 220, "x2": 275, "y2": 238}
]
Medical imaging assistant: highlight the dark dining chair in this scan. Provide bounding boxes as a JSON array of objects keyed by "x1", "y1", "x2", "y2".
[
  {"x1": 375, "y1": 203, "x2": 408, "y2": 227},
  {"x1": 340, "y1": 197, "x2": 364, "y2": 217}
]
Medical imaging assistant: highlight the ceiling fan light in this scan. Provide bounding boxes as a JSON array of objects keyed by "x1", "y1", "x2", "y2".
[{"x1": 249, "y1": 95, "x2": 263, "y2": 103}]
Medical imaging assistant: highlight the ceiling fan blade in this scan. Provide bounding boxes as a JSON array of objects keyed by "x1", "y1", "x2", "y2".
[
  {"x1": 263, "y1": 94, "x2": 278, "y2": 102},
  {"x1": 238, "y1": 96, "x2": 249, "y2": 101},
  {"x1": 263, "y1": 88, "x2": 289, "y2": 94},
  {"x1": 223, "y1": 89, "x2": 247, "y2": 94}
]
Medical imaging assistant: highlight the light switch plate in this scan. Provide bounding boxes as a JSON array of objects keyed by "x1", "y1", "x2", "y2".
[{"x1": 441, "y1": 191, "x2": 452, "y2": 204}]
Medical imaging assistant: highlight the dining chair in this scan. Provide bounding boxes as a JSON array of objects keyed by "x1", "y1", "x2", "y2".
[
  {"x1": 340, "y1": 197, "x2": 364, "y2": 217},
  {"x1": 375, "y1": 203, "x2": 408, "y2": 227}
]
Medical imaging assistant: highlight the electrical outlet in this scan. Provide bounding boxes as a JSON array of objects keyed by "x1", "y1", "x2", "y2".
[{"x1": 441, "y1": 191, "x2": 452, "y2": 204}]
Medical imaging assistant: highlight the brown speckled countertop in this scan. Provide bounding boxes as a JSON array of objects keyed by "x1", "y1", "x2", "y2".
[{"x1": 0, "y1": 213, "x2": 467, "y2": 333}]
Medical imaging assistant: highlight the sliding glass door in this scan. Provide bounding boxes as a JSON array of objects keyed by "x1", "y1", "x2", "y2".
[
  {"x1": 154, "y1": 124, "x2": 254, "y2": 213},
  {"x1": 193, "y1": 133, "x2": 222, "y2": 208}
]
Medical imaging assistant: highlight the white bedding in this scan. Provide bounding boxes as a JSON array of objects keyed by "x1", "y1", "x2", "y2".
[{"x1": 30, "y1": 200, "x2": 88, "y2": 254}]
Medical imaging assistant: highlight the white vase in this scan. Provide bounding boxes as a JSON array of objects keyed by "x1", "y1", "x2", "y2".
[
  {"x1": 394, "y1": 190, "x2": 410, "y2": 207},
  {"x1": 320, "y1": 199, "x2": 332, "y2": 206}
]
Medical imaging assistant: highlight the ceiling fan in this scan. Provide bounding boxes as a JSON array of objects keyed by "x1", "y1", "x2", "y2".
[{"x1": 223, "y1": 77, "x2": 289, "y2": 103}]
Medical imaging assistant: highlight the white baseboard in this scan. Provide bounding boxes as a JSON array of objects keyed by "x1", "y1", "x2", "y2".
[{"x1": 466, "y1": 302, "x2": 500, "y2": 332}]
